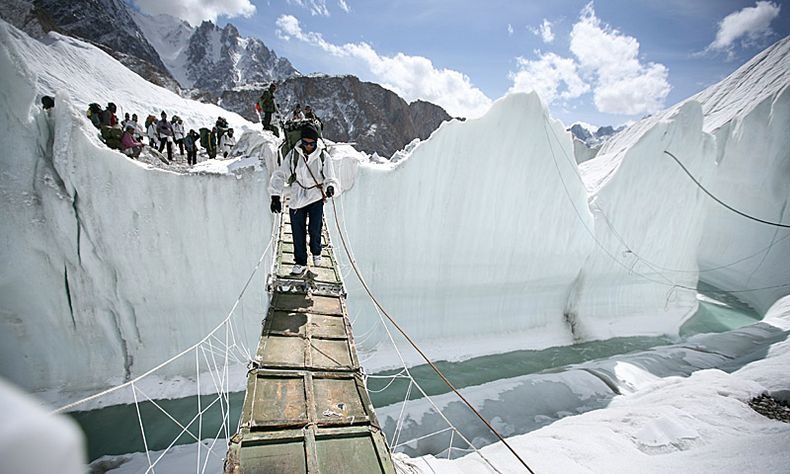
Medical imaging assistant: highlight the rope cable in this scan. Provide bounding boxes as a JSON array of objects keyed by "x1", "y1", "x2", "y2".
[
  {"x1": 663, "y1": 150, "x2": 790, "y2": 228},
  {"x1": 334, "y1": 195, "x2": 502, "y2": 472},
  {"x1": 543, "y1": 119, "x2": 790, "y2": 296},
  {"x1": 52, "y1": 231, "x2": 275, "y2": 414},
  {"x1": 330, "y1": 199, "x2": 533, "y2": 473}
]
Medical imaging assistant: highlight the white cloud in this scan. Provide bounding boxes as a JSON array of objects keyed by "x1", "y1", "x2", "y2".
[
  {"x1": 510, "y1": 3, "x2": 669, "y2": 116},
  {"x1": 508, "y1": 53, "x2": 589, "y2": 104},
  {"x1": 276, "y1": 15, "x2": 492, "y2": 118},
  {"x1": 337, "y1": 0, "x2": 351, "y2": 13},
  {"x1": 569, "y1": 2, "x2": 670, "y2": 115},
  {"x1": 529, "y1": 19, "x2": 555, "y2": 44},
  {"x1": 708, "y1": 1, "x2": 780, "y2": 55},
  {"x1": 132, "y1": 0, "x2": 255, "y2": 26},
  {"x1": 507, "y1": 24, "x2": 514, "y2": 36},
  {"x1": 287, "y1": 0, "x2": 331, "y2": 17},
  {"x1": 539, "y1": 19, "x2": 555, "y2": 43}
]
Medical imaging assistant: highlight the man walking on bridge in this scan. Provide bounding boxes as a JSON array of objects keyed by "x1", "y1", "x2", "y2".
[{"x1": 269, "y1": 124, "x2": 339, "y2": 275}]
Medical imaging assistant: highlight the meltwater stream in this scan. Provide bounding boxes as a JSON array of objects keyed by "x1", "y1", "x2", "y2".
[{"x1": 72, "y1": 284, "x2": 765, "y2": 464}]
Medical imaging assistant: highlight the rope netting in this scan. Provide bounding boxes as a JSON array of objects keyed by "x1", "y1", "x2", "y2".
[
  {"x1": 330, "y1": 196, "x2": 521, "y2": 473},
  {"x1": 51, "y1": 217, "x2": 279, "y2": 473}
]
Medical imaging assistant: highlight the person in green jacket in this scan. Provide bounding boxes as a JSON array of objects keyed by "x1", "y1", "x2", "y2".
[{"x1": 256, "y1": 83, "x2": 279, "y2": 136}]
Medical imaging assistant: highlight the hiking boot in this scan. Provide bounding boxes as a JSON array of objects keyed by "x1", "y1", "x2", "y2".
[
  {"x1": 312, "y1": 255, "x2": 322, "y2": 266},
  {"x1": 290, "y1": 264, "x2": 306, "y2": 275}
]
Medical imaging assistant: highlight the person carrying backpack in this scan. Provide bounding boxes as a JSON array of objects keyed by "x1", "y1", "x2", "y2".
[
  {"x1": 184, "y1": 129, "x2": 200, "y2": 166},
  {"x1": 304, "y1": 105, "x2": 323, "y2": 131},
  {"x1": 156, "y1": 111, "x2": 174, "y2": 162},
  {"x1": 199, "y1": 127, "x2": 217, "y2": 159},
  {"x1": 87, "y1": 103, "x2": 103, "y2": 129},
  {"x1": 219, "y1": 128, "x2": 236, "y2": 158},
  {"x1": 291, "y1": 104, "x2": 305, "y2": 121},
  {"x1": 256, "y1": 83, "x2": 279, "y2": 136},
  {"x1": 100, "y1": 103, "x2": 118, "y2": 127},
  {"x1": 269, "y1": 123, "x2": 338, "y2": 275}
]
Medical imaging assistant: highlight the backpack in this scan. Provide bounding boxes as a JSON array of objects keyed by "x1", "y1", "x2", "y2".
[
  {"x1": 100, "y1": 126, "x2": 123, "y2": 150},
  {"x1": 199, "y1": 127, "x2": 210, "y2": 148},
  {"x1": 87, "y1": 103, "x2": 102, "y2": 118},
  {"x1": 278, "y1": 118, "x2": 323, "y2": 162}
]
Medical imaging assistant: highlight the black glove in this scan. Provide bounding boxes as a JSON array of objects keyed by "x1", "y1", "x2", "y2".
[
  {"x1": 325, "y1": 186, "x2": 334, "y2": 198},
  {"x1": 270, "y1": 196, "x2": 281, "y2": 213}
]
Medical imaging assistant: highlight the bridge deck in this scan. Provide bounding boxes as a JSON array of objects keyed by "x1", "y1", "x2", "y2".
[{"x1": 226, "y1": 201, "x2": 395, "y2": 473}]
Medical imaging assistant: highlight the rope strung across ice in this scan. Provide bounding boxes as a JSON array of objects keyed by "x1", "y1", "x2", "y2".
[{"x1": 328, "y1": 198, "x2": 537, "y2": 473}]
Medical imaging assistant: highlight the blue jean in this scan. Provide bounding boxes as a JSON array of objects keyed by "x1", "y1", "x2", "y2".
[{"x1": 290, "y1": 199, "x2": 324, "y2": 265}]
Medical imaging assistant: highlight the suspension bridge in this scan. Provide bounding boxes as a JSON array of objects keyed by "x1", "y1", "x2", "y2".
[{"x1": 224, "y1": 198, "x2": 396, "y2": 473}]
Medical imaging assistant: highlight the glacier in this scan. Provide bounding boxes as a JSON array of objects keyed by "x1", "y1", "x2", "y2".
[
  {"x1": 1, "y1": 20, "x2": 788, "y2": 396},
  {"x1": 1, "y1": 17, "x2": 789, "y2": 474}
]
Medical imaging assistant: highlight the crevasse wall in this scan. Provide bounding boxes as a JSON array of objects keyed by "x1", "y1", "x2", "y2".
[
  {"x1": 331, "y1": 94, "x2": 712, "y2": 368},
  {"x1": 0, "y1": 23, "x2": 274, "y2": 392}
]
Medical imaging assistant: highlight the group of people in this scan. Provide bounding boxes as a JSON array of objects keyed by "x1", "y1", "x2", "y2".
[
  {"x1": 69, "y1": 85, "x2": 335, "y2": 279},
  {"x1": 255, "y1": 83, "x2": 323, "y2": 136},
  {"x1": 86, "y1": 102, "x2": 236, "y2": 165}
]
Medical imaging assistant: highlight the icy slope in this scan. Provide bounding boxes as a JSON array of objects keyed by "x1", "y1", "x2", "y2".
[
  {"x1": 0, "y1": 20, "x2": 278, "y2": 392},
  {"x1": 333, "y1": 93, "x2": 713, "y2": 368},
  {"x1": 591, "y1": 36, "x2": 790, "y2": 314}
]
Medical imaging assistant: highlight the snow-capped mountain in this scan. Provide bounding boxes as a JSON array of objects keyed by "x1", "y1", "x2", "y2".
[
  {"x1": 131, "y1": 12, "x2": 299, "y2": 92},
  {"x1": 568, "y1": 121, "x2": 624, "y2": 148},
  {"x1": 218, "y1": 74, "x2": 452, "y2": 157},
  {"x1": 0, "y1": 0, "x2": 179, "y2": 90}
]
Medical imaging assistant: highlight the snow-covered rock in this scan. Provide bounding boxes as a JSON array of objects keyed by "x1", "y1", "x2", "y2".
[{"x1": 131, "y1": 12, "x2": 299, "y2": 92}]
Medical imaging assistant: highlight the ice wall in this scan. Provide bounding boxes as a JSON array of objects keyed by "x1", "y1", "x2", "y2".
[
  {"x1": 572, "y1": 102, "x2": 715, "y2": 340},
  {"x1": 694, "y1": 39, "x2": 790, "y2": 313},
  {"x1": 0, "y1": 21, "x2": 275, "y2": 392},
  {"x1": 596, "y1": 37, "x2": 790, "y2": 314},
  {"x1": 333, "y1": 93, "x2": 712, "y2": 368}
]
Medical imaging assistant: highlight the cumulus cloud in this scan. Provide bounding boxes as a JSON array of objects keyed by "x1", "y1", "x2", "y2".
[
  {"x1": 337, "y1": 0, "x2": 351, "y2": 13},
  {"x1": 508, "y1": 53, "x2": 589, "y2": 104},
  {"x1": 707, "y1": 1, "x2": 781, "y2": 56},
  {"x1": 569, "y1": 2, "x2": 670, "y2": 115},
  {"x1": 287, "y1": 0, "x2": 330, "y2": 17},
  {"x1": 507, "y1": 24, "x2": 514, "y2": 36},
  {"x1": 132, "y1": 0, "x2": 255, "y2": 26},
  {"x1": 276, "y1": 15, "x2": 492, "y2": 118},
  {"x1": 510, "y1": 3, "x2": 669, "y2": 116},
  {"x1": 530, "y1": 19, "x2": 554, "y2": 43}
]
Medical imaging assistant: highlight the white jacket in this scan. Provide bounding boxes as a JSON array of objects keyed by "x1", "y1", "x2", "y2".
[
  {"x1": 219, "y1": 133, "x2": 236, "y2": 155},
  {"x1": 146, "y1": 123, "x2": 158, "y2": 144},
  {"x1": 173, "y1": 121, "x2": 185, "y2": 141},
  {"x1": 269, "y1": 140, "x2": 339, "y2": 210}
]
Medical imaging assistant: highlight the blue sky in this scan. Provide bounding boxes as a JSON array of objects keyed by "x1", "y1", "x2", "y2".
[{"x1": 132, "y1": 0, "x2": 789, "y2": 126}]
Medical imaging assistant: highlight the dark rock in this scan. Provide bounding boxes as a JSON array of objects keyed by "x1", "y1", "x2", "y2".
[{"x1": 220, "y1": 75, "x2": 452, "y2": 157}]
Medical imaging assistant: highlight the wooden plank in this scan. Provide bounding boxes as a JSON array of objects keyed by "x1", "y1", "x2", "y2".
[
  {"x1": 257, "y1": 335, "x2": 306, "y2": 368},
  {"x1": 272, "y1": 293, "x2": 344, "y2": 316},
  {"x1": 310, "y1": 338, "x2": 354, "y2": 370},
  {"x1": 248, "y1": 373, "x2": 307, "y2": 427}
]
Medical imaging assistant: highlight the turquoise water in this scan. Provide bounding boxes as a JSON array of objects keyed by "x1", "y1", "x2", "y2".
[{"x1": 70, "y1": 283, "x2": 761, "y2": 461}]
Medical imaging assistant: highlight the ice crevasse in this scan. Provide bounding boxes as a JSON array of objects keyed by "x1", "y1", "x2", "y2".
[{"x1": 0, "y1": 19, "x2": 787, "y2": 394}]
